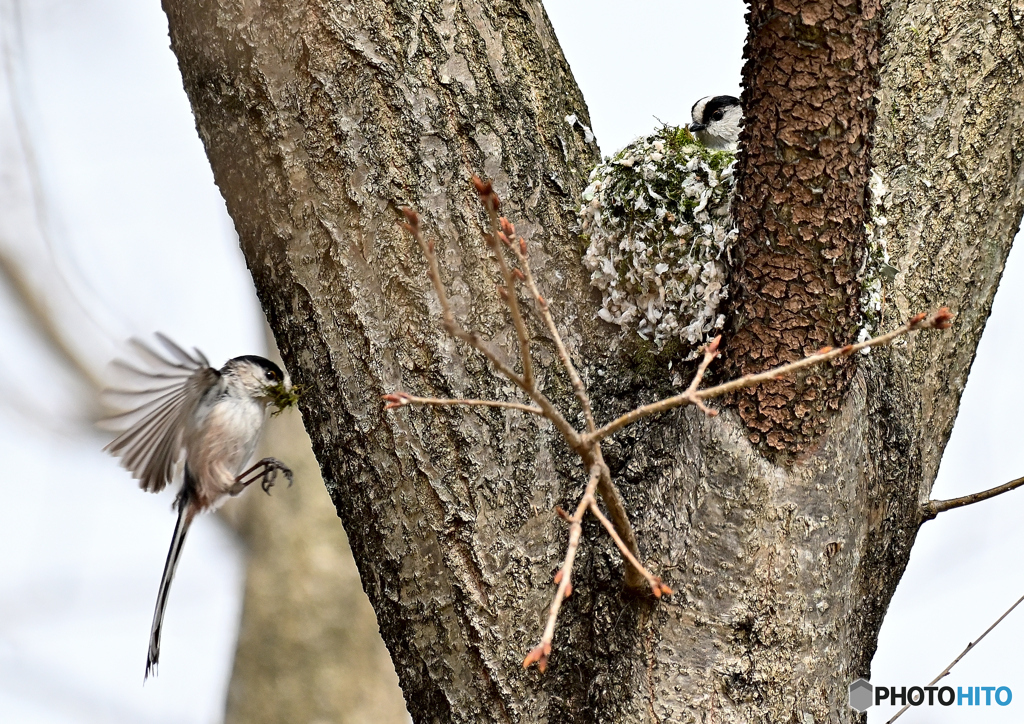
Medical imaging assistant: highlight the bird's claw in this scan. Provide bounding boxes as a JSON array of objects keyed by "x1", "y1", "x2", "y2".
[{"x1": 234, "y1": 457, "x2": 294, "y2": 496}]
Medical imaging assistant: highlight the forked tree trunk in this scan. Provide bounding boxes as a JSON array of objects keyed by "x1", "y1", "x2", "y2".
[{"x1": 161, "y1": 0, "x2": 1024, "y2": 721}]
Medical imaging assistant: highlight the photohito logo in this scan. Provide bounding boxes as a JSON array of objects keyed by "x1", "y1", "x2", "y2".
[{"x1": 848, "y1": 678, "x2": 1012, "y2": 712}]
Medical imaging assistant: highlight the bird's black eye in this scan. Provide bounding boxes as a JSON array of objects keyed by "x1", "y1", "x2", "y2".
[
  {"x1": 267, "y1": 370, "x2": 278, "y2": 381},
  {"x1": 712, "y1": 111, "x2": 724, "y2": 121}
]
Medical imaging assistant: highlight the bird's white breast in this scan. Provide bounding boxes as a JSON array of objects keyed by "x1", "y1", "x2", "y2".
[{"x1": 185, "y1": 383, "x2": 267, "y2": 500}]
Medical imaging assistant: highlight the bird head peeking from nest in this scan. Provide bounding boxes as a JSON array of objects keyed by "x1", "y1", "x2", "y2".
[{"x1": 689, "y1": 95, "x2": 742, "y2": 151}]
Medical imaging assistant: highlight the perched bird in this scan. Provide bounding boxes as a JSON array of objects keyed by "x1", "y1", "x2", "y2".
[
  {"x1": 689, "y1": 95, "x2": 742, "y2": 151},
  {"x1": 101, "y1": 334, "x2": 295, "y2": 680}
]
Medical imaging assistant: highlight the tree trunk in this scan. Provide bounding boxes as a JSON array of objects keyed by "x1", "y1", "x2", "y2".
[{"x1": 161, "y1": 0, "x2": 1024, "y2": 722}]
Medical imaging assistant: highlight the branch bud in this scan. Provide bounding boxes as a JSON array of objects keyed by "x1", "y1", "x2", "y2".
[
  {"x1": 400, "y1": 207, "x2": 420, "y2": 230},
  {"x1": 931, "y1": 307, "x2": 953, "y2": 329},
  {"x1": 471, "y1": 175, "x2": 492, "y2": 196},
  {"x1": 522, "y1": 642, "x2": 551, "y2": 672},
  {"x1": 382, "y1": 392, "x2": 412, "y2": 410}
]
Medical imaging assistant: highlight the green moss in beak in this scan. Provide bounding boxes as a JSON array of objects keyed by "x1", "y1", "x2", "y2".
[{"x1": 266, "y1": 382, "x2": 301, "y2": 415}]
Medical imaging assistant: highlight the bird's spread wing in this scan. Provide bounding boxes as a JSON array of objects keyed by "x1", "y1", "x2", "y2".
[{"x1": 100, "y1": 334, "x2": 219, "y2": 493}]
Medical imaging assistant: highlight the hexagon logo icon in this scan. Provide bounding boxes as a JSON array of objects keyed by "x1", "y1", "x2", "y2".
[{"x1": 849, "y1": 678, "x2": 873, "y2": 712}]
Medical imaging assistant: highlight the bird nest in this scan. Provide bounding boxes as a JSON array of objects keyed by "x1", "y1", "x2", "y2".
[{"x1": 580, "y1": 126, "x2": 737, "y2": 356}]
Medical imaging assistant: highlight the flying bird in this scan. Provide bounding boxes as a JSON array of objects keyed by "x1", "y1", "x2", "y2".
[
  {"x1": 101, "y1": 334, "x2": 295, "y2": 679},
  {"x1": 689, "y1": 95, "x2": 742, "y2": 151}
]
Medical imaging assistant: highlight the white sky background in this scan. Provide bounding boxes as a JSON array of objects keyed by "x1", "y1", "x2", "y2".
[{"x1": 0, "y1": 0, "x2": 1022, "y2": 722}]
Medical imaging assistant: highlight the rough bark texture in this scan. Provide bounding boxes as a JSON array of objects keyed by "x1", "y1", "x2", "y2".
[
  {"x1": 220, "y1": 341, "x2": 409, "y2": 724},
  {"x1": 727, "y1": 0, "x2": 882, "y2": 455},
  {"x1": 874, "y1": 0, "x2": 1024, "y2": 491},
  {"x1": 161, "y1": 0, "x2": 1024, "y2": 722}
]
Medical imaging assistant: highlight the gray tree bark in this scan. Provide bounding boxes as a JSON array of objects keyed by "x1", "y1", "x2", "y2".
[{"x1": 160, "y1": 0, "x2": 1024, "y2": 722}]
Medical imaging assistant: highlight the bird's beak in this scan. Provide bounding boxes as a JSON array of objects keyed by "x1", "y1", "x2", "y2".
[{"x1": 688, "y1": 122, "x2": 706, "y2": 133}]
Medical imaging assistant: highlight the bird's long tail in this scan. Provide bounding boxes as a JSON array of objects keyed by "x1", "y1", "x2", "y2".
[{"x1": 145, "y1": 496, "x2": 194, "y2": 681}]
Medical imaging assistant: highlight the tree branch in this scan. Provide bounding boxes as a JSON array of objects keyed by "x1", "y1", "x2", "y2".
[
  {"x1": 504, "y1": 217, "x2": 596, "y2": 433},
  {"x1": 477, "y1": 179, "x2": 534, "y2": 393},
  {"x1": 588, "y1": 498, "x2": 671, "y2": 598},
  {"x1": 585, "y1": 309, "x2": 953, "y2": 446},
  {"x1": 383, "y1": 392, "x2": 543, "y2": 416},
  {"x1": 522, "y1": 465, "x2": 602, "y2": 674},
  {"x1": 886, "y1": 591, "x2": 1024, "y2": 723},
  {"x1": 921, "y1": 475, "x2": 1024, "y2": 521},
  {"x1": 398, "y1": 205, "x2": 581, "y2": 449}
]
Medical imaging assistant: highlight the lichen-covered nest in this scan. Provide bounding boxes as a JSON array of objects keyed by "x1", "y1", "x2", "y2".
[{"x1": 580, "y1": 126, "x2": 737, "y2": 355}]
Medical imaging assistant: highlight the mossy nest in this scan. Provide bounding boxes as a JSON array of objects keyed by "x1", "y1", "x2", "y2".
[
  {"x1": 580, "y1": 126, "x2": 737, "y2": 357},
  {"x1": 580, "y1": 126, "x2": 893, "y2": 357}
]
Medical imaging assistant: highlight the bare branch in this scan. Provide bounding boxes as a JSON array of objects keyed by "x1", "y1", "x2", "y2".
[
  {"x1": 681, "y1": 335, "x2": 722, "y2": 417},
  {"x1": 523, "y1": 465, "x2": 602, "y2": 673},
  {"x1": 399, "y1": 209, "x2": 523, "y2": 386},
  {"x1": 398, "y1": 208, "x2": 581, "y2": 448},
  {"x1": 382, "y1": 392, "x2": 543, "y2": 416},
  {"x1": 473, "y1": 178, "x2": 535, "y2": 392},
  {"x1": 506, "y1": 218, "x2": 596, "y2": 433},
  {"x1": 0, "y1": 246, "x2": 105, "y2": 392},
  {"x1": 887, "y1": 591, "x2": 1024, "y2": 723},
  {"x1": 921, "y1": 475, "x2": 1024, "y2": 521},
  {"x1": 588, "y1": 498, "x2": 672, "y2": 598},
  {"x1": 589, "y1": 449, "x2": 646, "y2": 590},
  {"x1": 586, "y1": 308, "x2": 953, "y2": 445}
]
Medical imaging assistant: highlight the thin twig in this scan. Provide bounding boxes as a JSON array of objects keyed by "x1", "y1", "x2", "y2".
[
  {"x1": 588, "y1": 449, "x2": 646, "y2": 590},
  {"x1": 586, "y1": 308, "x2": 953, "y2": 445},
  {"x1": 887, "y1": 591, "x2": 1024, "y2": 723},
  {"x1": 399, "y1": 208, "x2": 581, "y2": 448},
  {"x1": 589, "y1": 498, "x2": 672, "y2": 598},
  {"x1": 523, "y1": 466, "x2": 602, "y2": 673},
  {"x1": 505, "y1": 218, "x2": 597, "y2": 433},
  {"x1": 680, "y1": 335, "x2": 722, "y2": 416},
  {"x1": 383, "y1": 392, "x2": 543, "y2": 416},
  {"x1": 922, "y1": 475, "x2": 1024, "y2": 521},
  {"x1": 475, "y1": 178, "x2": 535, "y2": 392},
  {"x1": 500, "y1": 215, "x2": 641, "y2": 582},
  {"x1": 400, "y1": 209, "x2": 524, "y2": 388}
]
